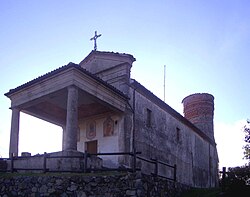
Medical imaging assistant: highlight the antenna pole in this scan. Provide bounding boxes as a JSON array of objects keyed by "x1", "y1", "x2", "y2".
[{"x1": 164, "y1": 65, "x2": 166, "y2": 102}]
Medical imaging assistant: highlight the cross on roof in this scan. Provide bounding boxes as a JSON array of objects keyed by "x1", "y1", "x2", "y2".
[{"x1": 90, "y1": 31, "x2": 102, "y2": 51}]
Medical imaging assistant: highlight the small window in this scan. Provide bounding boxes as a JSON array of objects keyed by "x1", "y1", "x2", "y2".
[
  {"x1": 146, "y1": 108, "x2": 152, "y2": 127},
  {"x1": 176, "y1": 127, "x2": 180, "y2": 142}
]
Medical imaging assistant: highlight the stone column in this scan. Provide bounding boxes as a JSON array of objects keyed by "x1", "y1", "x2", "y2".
[
  {"x1": 63, "y1": 86, "x2": 78, "y2": 151},
  {"x1": 62, "y1": 126, "x2": 66, "y2": 150},
  {"x1": 9, "y1": 108, "x2": 20, "y2": 157}
]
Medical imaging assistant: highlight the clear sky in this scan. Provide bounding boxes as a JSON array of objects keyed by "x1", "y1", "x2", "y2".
[{"x1": 0, "y1": 0, "x2": 249, "y2": 168}]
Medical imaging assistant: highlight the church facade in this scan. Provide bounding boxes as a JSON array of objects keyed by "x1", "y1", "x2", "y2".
[{"x1": 5, "y1": 50, "x2": 219, "y2": 187}]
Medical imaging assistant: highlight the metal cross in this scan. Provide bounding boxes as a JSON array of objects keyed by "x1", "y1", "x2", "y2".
[{"x1": 90, "y1": 31, "x2": 102, "y2": 51}]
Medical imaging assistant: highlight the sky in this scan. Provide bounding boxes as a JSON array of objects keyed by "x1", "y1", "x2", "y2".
[{"x1": 0, "y1": 0, "x2": 250, "y2": 169}]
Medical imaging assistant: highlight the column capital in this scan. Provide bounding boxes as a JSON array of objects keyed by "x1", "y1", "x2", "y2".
[
  {"x1": 67, "y1": 85, "x2": 78, "y2": 90},
  {"x1": 10, "y1": 106, "x2": 21, "y2": 111}
]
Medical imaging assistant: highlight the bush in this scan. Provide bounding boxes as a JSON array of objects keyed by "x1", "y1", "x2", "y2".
[{"x1": 221, "y1": 165, "x2": 250, "y2": 196}]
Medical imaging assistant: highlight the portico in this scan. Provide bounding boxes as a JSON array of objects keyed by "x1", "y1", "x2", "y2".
[{"x1": 5, "y1": 63, "x2": 128, "y2": 157}]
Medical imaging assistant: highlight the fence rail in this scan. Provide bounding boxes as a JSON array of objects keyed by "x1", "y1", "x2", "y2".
[
  {"x1": 136, "y1": 156, "x2": 176, "y2": 181},
  {"x1": 2, "y1": 150, "x2": 176, "y2": 181}
]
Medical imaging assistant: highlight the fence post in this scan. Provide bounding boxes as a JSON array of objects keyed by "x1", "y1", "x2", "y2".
[
  {"x1": 10, "y1": 153, "x2": 14, "y2": 173},
  {"x1": 174, "y1": 164, "x2": 177, "y2": 182},
  {"x1": 84, "y1": 151, "x2": 88, "y2": 173},
  {"x1": 132, "y1": 148, "x2": 136, "y2": 173},
  {"x1": 222, "y1": 167, "x2": 226, "y2": 180},
  {"x1": 221, "y1": 167, "x2": 226, "y2": 192},
  {"x1": 43, "y1": 152, "x2": 47, "y2": 173}
]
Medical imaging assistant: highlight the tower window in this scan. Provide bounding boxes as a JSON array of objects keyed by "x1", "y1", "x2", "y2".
[{"x1": 146, "y1": 108, "x2": 152, "y2": 127}]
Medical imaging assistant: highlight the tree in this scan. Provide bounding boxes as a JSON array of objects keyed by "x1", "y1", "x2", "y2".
[{"x1": 243, "y1": 119, "x2": 250, "y2": 163}]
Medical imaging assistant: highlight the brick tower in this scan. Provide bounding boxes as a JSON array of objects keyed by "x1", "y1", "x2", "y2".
[{"x1": 182, "y1": 93, "x2": 215, "y2": 141}]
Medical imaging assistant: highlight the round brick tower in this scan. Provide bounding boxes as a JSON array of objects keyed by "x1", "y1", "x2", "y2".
[{"x1": 182, "y1": 93, "x2": 214, "y2": 141}]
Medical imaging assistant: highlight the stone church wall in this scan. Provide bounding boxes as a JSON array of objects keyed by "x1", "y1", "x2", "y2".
[{"x1": 130, "y1": 87, "x2": 218, "y2": 187}]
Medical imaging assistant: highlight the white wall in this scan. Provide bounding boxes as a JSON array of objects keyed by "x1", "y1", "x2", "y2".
[{"x1": 77, "y1": 113, "x2": 122, "y2": 168}]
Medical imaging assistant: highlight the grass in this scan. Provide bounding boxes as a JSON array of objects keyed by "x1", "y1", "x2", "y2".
[
  {"x1": 0, "y1": 171, "x2": 127, "y2": 178},
  {"x1": 180, "y1": 188, "x2": 222, "y2": 197}
]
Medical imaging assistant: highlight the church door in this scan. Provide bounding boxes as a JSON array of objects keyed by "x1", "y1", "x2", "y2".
[{"x1": 86, "y1": 140, "x2": 98, "y2": 154}]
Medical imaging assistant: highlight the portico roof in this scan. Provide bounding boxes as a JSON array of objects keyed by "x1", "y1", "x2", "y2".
[
  {"x1": 5, "y1": 62, "x2": 128, "y2": 99},
  {"x1": 5, "y1": 62, "x2": 129, "y2": 126}
]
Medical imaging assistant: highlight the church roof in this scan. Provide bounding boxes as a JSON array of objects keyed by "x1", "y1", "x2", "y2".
[
  {"x1": 79, "y1": 50, "x2": 136, "y2": 65},
  {"x1": 130, "y1": 79, "x2": 216, "y2": 146},
  {"x1": 5, "y1": 62, "x2": 129, "y2": 100}
]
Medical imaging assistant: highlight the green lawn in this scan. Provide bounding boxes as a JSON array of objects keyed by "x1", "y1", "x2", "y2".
[{"x1": 180, "y1": 188, "x2": 222, "y2": 197}]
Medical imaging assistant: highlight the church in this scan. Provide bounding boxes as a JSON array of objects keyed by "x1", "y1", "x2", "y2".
[{"x1": 5, "y1": 44, "x2": 219, "y2": 187}]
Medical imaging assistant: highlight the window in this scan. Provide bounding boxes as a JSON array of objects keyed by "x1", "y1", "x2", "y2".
[
  {"x1": 176, "y1": 127, "x2": 180, "y2": 142},
  {"x1": 146, "y1": 108, "x2": 152, "y2": 127}
]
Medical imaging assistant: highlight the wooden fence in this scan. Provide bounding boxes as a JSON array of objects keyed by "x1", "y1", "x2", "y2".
[
  {"x1": 3, "y1": 150, "x2": 177, "y2": 182},
  {"x1": 136, "y1": 155, "x2": 177, "y2": 181}
]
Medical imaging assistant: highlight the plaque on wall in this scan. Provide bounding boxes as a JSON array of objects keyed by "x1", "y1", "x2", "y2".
[
  {"x1": 103, "y1": 117, "x2": 114, "y2": 137},
  {"x1": 86, "y1": 121, "x2": 96, "y2": 140}
]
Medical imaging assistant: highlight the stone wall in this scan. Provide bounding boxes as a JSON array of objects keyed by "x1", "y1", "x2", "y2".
[
  {"x1": 128, "y1": 82, "x2": 219, "y2": 187},
  {"x1": 5, "y1": 151, "x2": 102, "y2": 173},
  {"x1": 0, "y1": 172, "x2": 189, "y2": 197}
]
